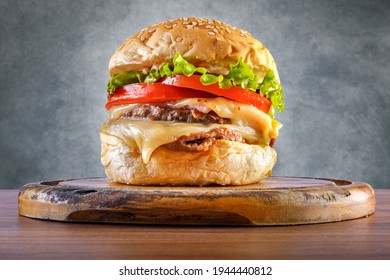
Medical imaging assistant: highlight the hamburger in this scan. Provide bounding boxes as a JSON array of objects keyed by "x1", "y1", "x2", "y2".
[{"x1": 100, "y1": 17, "x2": 284, "y2": 185}]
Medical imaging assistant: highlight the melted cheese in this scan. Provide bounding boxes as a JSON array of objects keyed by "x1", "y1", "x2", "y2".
[
  {"x1": 174, "y1": 98, "x2": 282, "y2": 139},
  {"x1": 102, "y1": 120, "x2": 261, "y2": 163},
  {"x1": 105, "y1": 98, "x2": 282, "y2": 163}
]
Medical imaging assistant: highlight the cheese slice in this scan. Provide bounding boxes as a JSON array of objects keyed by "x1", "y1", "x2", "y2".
[
  {"x1": 101, "y1": 120, "x2": 261, "y2": 163},
  {"x1": 104, "y1": 98, "x2": 282, "y2": 163},
  {"x1": 173, "y1": 98, "x2": 282, "y2": 139}
]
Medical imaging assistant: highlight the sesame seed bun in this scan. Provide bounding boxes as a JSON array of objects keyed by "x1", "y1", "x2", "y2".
[{"x1": 109, "y1": 17, "x2": 280, "y2": 82}]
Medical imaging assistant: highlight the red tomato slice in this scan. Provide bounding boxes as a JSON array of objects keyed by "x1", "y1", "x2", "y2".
[
  {"x1": 106, "y1": 75, "x2": 271, "y2": 114},
  {"x1": 106, "y1": 83, "x2": 215, "y2": 110},
  {"x1": 161, "y1": 75, "x2": 271, "y2": 113}
]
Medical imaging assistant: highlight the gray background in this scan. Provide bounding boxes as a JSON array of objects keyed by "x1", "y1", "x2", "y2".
[{"x1": 0, "y1": 0, "x2": 389, "y2": 189}]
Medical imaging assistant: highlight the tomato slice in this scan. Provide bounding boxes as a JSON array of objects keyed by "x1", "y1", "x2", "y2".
[
  {"x1": 106, "y1": 83, "x2": 215, "y2": 110},
  {"x1": 106, "y1": 75, "x2": 271, "y2": 114},
  {"x1": 161, "y1": 75, "x2": 271, "y2": 113}
]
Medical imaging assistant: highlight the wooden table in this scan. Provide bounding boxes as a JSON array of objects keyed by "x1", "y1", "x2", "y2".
[{"x1": 1, "y1": 189, "x2": 389, "y2": 260}]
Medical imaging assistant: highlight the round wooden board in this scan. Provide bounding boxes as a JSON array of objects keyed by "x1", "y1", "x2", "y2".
[{"x1": 18, "y1": 177, "x2": 375, "y2": 226}]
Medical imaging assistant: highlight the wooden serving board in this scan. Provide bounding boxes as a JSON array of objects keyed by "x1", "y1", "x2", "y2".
[{"x1": 18, "y1": 177, "x2": 375, "y2": 226}]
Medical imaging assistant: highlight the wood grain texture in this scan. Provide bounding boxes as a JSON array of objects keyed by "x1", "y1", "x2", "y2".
[
  {"x1": 18, "y1": 177, "x2": 375, "y2": 225},
  {"x1": 1, "y1": 189, "x2": 390, "y2": 260}
]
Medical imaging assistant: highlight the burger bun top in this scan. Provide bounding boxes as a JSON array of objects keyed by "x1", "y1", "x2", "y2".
[{"x1": 109, "y1": 17, "x2": 280, "y2": 82}]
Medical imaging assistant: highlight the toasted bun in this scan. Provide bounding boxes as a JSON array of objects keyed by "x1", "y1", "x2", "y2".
[
  {"x1": 109, "y1": 17, "x2": 280, "y2": 82},
  {"x1": 101, "y1": 130, "x2": 277, "y2": 186}
]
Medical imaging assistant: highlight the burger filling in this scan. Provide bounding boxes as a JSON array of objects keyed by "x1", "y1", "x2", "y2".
[
  {"x1": 102, "y1": 97, "x2": 281, "y2": 163},
  {"x1": 103, "y1": 53, "x2": 284, "y2": 164},
  {"x1": 107, "y1": 53, "x2": 284, "y2": 119}
]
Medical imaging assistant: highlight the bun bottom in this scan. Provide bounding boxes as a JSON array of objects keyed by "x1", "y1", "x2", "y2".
[{"x1": 101, "y1": 133, "x2": 276, "y2": 186}]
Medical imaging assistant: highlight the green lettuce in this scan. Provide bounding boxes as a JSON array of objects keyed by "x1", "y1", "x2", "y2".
[
  {"x1": 107, "y1": 72, "x2": 146, "y2": 94},
  {"x1": 107, "y1": 53, "x2": 284, "y2": 118}
]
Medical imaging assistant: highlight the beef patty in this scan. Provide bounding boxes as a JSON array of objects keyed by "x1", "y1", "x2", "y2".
[{"x1": 121, "y1": 104, "x2": 230, "y2": 124}]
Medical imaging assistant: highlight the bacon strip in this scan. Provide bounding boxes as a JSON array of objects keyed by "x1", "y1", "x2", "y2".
[{"x1": 166, "y1": 128, "x2": 245, "y2": 152}]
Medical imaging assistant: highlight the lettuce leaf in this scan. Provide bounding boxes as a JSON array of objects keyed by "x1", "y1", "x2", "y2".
[
  {"x1": 259, "y1": 71, "x2": 284, "y2": 118},
  {"x1": 107, "y1": 72, "x2": 146, "y2": 94},
  {"x1": 107, "y1": 53, "x2": 284, "y2": 118}
]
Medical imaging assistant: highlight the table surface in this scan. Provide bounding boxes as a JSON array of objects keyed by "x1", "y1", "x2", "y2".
[{"x1": 1, "y1": 189, "x2": 389, "y2": 260}]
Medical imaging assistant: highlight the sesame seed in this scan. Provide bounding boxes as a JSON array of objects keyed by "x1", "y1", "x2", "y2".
[
  {"x1": 183, "y1": 21, "x2": 189, "y2": 25},
  {"x1": 183, "y1": 17, "x2": 188, "y2": 21},
  {"x1": 186, "y1": 24, "x2": 194, "y2": 29},
  {"x1": 140, "y1": 36, "x2": 146, "y2": 41},
  {"x1": 175, "y1": 36, "x2": 183, "y2": 42},
  {"x1": 206, "y1": 25, "x2": 214, "y2": 29},
  {"x1": 148, "y1": 28, "x2": 156, "y2": 33},
  {"x1": 213, "y1": 28, "x2": 218, "y2": 33},
  {"x1": 208, "y1": 31, "x2": 216, "y2": 36}
]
